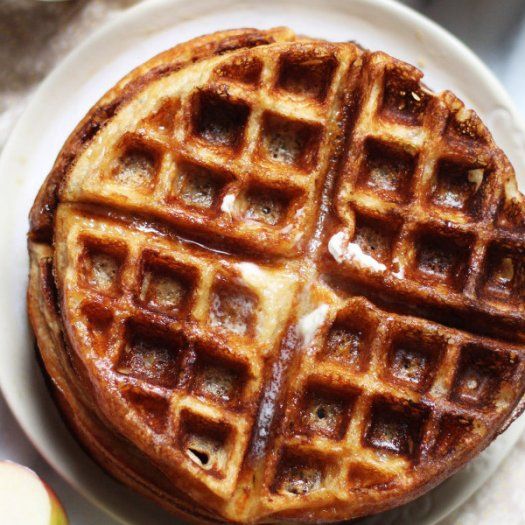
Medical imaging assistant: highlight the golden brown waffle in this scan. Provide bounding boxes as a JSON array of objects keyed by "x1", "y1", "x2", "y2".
[{"x1": 28, "y1": 27, "x2": 525, "y2": 523}]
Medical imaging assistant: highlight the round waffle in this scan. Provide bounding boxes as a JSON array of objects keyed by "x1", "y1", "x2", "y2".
[{"x1": 27, "y1": 27, "x2": 525, "y2": 523}]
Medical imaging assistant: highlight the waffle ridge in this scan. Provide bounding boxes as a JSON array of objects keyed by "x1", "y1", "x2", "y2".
[{"x1": 27, "y1": 28, "x2": 525, "y2": 523}]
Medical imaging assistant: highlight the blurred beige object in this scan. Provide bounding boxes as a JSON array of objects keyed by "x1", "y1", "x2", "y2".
[{"x1": 0, "y1": 0, "x2": 140, "y2": 148}]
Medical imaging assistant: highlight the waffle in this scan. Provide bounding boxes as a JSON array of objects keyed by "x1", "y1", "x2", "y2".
[{"x1": 27, "y1": 27, "x2": 525, "y2": 523}]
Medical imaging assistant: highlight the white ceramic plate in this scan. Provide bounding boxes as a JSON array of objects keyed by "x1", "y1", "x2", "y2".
[{"x1": 1, "y1": 1, "x2": 524, "y2": 524}]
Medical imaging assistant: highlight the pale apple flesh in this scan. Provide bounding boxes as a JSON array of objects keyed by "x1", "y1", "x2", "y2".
[{"x1": 0, "y1": 461, "x2": 68, "y2": 525}]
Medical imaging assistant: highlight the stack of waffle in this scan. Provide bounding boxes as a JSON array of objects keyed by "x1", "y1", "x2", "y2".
[{"x1": 28, "y1": 27, "x2": 525, "y2": 523}]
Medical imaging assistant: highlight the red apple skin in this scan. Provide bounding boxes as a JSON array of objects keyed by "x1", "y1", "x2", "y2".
[
  {"x1": 44, "y1": 479, "x2": 68, "y2": 525},
  {"x1": 0, "y1": 461, "x2": 68, "y2": 525}
]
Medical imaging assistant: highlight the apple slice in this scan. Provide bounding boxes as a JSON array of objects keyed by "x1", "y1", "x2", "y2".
[{"x1": 0, "y1": 461, "x2": 68, "y2": 525}]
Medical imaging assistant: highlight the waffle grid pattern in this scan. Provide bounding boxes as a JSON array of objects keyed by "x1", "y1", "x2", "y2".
[
  {"x1": 331, "y1": 53, "x2": 525, "y2": 329},
  {"x1": 262, "y1": 293, "x2": 523, "y2": 513},
  {"x1": 56, "y1": 207, "x2": 299, "y2": 499},
  {"x1": 63, "y1": 43, "x2": 358, "y2": 256}
]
